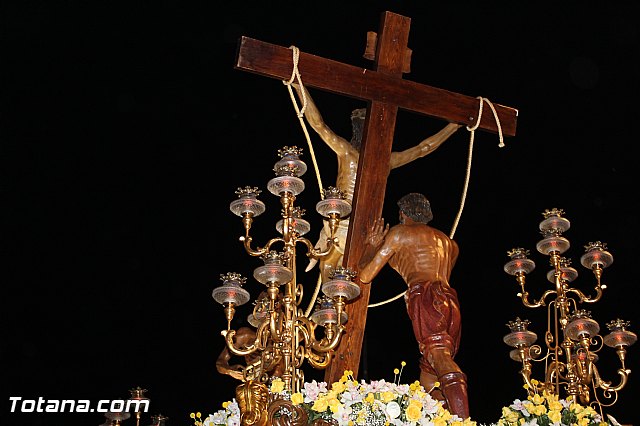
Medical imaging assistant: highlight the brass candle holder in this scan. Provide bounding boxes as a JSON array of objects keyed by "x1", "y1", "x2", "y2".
[{"x1": 503, "y1": 208, "x2": 636, "y2": 417}]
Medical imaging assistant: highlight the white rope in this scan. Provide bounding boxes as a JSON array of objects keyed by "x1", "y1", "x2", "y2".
[
  {"x1": 282, "y1": 46, "x2": 325, "y2": 314},
  {"x1": 367, "y1": 290, "x2": 406, "y2": 308},
  {"x1": 449, "y1": 96, "x2": 504, "y2": 239},
  {"x1": 369, "y1": 96, "x2": 505, "y2": 308},
  {"x1": 282, "y1": 45, "x2": 324, "y2": 200}
]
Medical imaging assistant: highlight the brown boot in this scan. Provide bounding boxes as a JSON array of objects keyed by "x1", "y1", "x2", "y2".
[{"x1": 440, "y1": 371, "x2": 469, "y2": 419}]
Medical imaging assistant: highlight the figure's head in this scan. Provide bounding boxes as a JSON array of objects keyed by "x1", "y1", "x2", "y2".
[
  {"x1": 397, "y1": 193, "x2": 433, "y2": 224},
  {"x1": 350, "y1": 108, "x2": 366, "y2": 150}
]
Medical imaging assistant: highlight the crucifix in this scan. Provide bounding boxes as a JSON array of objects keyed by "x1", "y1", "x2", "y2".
[{"x1": 234, "y1": 10, "x2": 518, "y2": 385}]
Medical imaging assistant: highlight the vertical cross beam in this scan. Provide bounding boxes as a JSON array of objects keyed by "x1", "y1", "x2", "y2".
[
  {"x1": 233, "y1": 10, "x2": 518, "y2": 386},
  {"x1": 321, "y1": 12, "x2": 411, "y2": 384}
]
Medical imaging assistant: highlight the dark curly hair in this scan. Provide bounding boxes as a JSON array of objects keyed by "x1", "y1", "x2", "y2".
[{"x1": 397, "y1": 193, "x2": 433, "y2": 224}]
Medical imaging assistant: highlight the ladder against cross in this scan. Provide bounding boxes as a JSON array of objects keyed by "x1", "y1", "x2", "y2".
[{"x1": 234, "y1": 11, "x2": 518, "y2": 385}]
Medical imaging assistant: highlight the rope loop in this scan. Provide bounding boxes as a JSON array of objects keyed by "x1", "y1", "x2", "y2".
[
  {"x1": 467, "y1": 96, "x2": 505, "y2": 148},
  {"x1": 282, "y1": 46, "x2": 307, "y2": 117},
  {"x1": 282, "y1": 46, "x2": 325, "y2": 313}
]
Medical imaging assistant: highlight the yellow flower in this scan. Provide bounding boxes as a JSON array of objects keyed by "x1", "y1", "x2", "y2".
[
  {"x1": 291, "y1": 392, "x2": 304, "y2": 405},
  {"x1": 433, "y1": 418, "x2": 448, "y2": 426},
  {"x1": 401, "y1": 361, "x2": 406, "y2": 367},
  {"x1": 530, "y1": 393, "x2": 545, "y2": 405},
  {"x1": 222, "y1": 401, "x2": 230, "y2": 409},
  {"x1": 394, "y1": 368, "x2": 400, "y2": 375},
  {"x1": 407, "y1": 398, "x2": 422, "y2": 410},
  {"x1": 328, "y1": 397, "x2": 342, "y2": 413},
  {"x1": 548, "y1": 409, "x2": 562, "y2": 423},
  {"x1": 365, "y1": 393, "x2": 375, "y2": 404},
  {"x1": 189, "y1": 413, "x2": 195, "y2": 419},
  {"x1": 405, "y1": 404, "x2": 422, "y2": 422},
  {"x1": 502, "y1": 407, "x2": 520, "y2": 424},
  {"x1": 311, "y1": 398, "x2": 329, "y2": 412},
  {"x1": 437, "y1": 406, "x2": 453, "y2": 421},
  {"x1": 380, "y1": 391, "x2": 396, "y2": 403},
  {"x1": 530, "y1": 404, "x2": 547, "y2": 416},
  {"x1": 270, "y1": 378, "x2": 285, "y2": 393},
  {"x1": 578, "y1": 418, "x2": 590, "y2": 426},
  {"x1": 331, "y1": 381, "x2": 346, "y2": 394}
]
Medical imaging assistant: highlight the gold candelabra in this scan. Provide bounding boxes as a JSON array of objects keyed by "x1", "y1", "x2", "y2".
[
  {"x1": 211, "y1": 146, "x2": 360, "y2": 395},
  {"x1": 503, "y1": 208, "x2": 636, "y2": 415},
  {"x1": 97, "y1": 387, "x2": 161, "y2": 426}
]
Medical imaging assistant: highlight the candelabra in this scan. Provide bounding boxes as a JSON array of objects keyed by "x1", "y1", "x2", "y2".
[
  {"x1": 97, "y1": 387, "x2": 160, "y2": 426},
  {"x1": 211, "y1": 146, "x2": 360, "y2": 396},
  {"x1": 502, "y1": 208, "x2": 636, "y2": 414}
]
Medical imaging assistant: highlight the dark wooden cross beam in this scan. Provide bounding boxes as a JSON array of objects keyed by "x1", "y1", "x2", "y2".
[{"x1": 234, "y1": 11, "x2": 518, "y2": 385}]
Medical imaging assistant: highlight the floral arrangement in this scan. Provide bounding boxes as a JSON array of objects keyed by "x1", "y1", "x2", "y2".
[
  {"x1": 191, "y1": 364, "x2": 475, "y2": 426},
  {"x1": 495, "y1": 381, "x2": 612, "y2": 426},
  {"x1": 190, "y1": 373, "x2": 619, "y2": 426}
]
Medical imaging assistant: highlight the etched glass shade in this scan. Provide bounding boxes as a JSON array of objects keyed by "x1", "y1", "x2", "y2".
[
  {"x1": 504, "y1": 329, "x2": 538, "y2": 348},
  {"x1": 316, "y1": 197, "x2": 351, "y2": 218},
  {"x1": 310, "y1": 298, "x2": 348, "y2": 325},
  {"x1": 504, "y1": 257, "x2": 536, "y2": 276},
  {"x1": 604, "y1": 320, "x2": 638, "y2": 348},
  {"x1": 509, "y1": 347, "x2": 535, "y2": 362},
  {"x1": 274, "y1": 147, "x2": 307, "y2": 177},
  {"x1": 546, "y1": 266, "x2": 578, "y2": 283},
  {"x1": 580, "y1": 244, "x2": 614, "y2": 269},
  {"x1": 253, "y1": 252, "x2": 293, "y2": 286},
  {"x1": 276, "y1": 217, "x2": 311, "y2": 236},
  {"x1": 536, "y1": 235, "x2": 570, "y2": 255},
  {"x1": 247, "y1": 314, "x2": 262, "y2": 328},
  {"x1": 539, "y1": 213, "x2": 570, "y2": 233},
  {"x1": 504, "y1": 318, "x2": 537, "y2": 347},
  {"x1": 565, "y1": 315, "x2": 600, "y2": 340},
  {"x1": 212, "y1": 273, "x2": 250, "y2": 306},
  {"x1": 572, "y1": 350, "x2": 598, "y2": 363},
  {"x1": 147, "y1": 414, "x2": 169, "y2": 426},
  {"x1": 230, "y1": 189, "x2": 266, "y2": 217},
  {"x1": 267, "y1": 175, "x2": 305, "y2": 196},
  {"x1": 105, "y1": 412, "x2": 131, "y2": 421},
  {"x1": 310, "y1": 308, "x2": 348, "y2": 325},
  {"x1": 604, "y1": 329, "x2": 638, "y2": 348},
  {"x1": 322, "y1": 268, "x2": 360, "y2": 301}
]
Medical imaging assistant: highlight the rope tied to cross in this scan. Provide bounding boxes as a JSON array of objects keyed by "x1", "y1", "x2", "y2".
[{"x1": 369, "y1": 96, "x2": 505, "y2": 308}]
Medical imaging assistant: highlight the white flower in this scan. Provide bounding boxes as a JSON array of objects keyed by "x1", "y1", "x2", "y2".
[
  {"x1": 331, "y1": 403, "x2": 352, "y2": 425},
  {"x1": 302, "y1": 379, "x2": 327, "y2": 403},
  {"x1": 385, "y1": 401, "x2": 402, "y2": 419},
  {"x1": 395, "y1": 384, "x2": 410, "y2": 395},
  {"x1": 211, "y1": 411, "x2": 227, "y2": 424}
]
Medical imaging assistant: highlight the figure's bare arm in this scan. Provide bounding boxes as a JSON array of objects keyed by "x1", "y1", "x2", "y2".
[
  {"x1": 359, "y1": 220, "x2": 394, "y2": 284},
  {"x1": 215, "y1": 327, "x2": 254, "y2": 380},
  {"x1": 292, "y1": 84, "x2": 354, "y2": 156},
  {"x1": 389, "y1": 122, "x2": 462, "y2": 169}
]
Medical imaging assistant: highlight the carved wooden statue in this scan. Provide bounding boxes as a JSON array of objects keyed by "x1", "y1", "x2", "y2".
[{"x1": 358, "y1": 193, "x2": 469, "y2": 419}]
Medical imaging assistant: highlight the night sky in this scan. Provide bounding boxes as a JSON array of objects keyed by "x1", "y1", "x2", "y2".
[{"x1": 3, "y1": 1, "x2": 640, "y2": 425}]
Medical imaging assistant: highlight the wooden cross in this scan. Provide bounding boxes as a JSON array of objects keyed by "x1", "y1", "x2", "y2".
[{"x1": 234, "y1": 11, "x2": 518, "y2": 385}]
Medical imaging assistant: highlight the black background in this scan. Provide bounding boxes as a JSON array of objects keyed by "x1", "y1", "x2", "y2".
[{"x1": 3, "y1": 1, "x2": 639, "y2": 425}]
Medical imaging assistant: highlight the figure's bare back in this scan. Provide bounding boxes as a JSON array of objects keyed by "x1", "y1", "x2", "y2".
[{"x1": 386, "y1": 224, "x2": 458, "y2": 286}]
